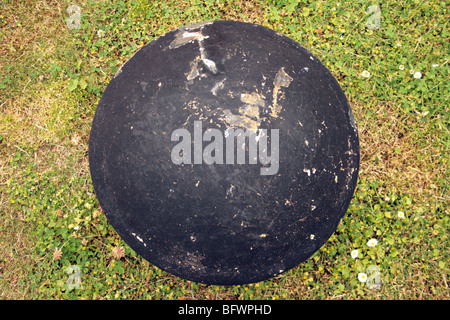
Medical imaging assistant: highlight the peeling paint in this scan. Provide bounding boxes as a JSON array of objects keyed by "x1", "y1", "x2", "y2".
[
  {"x1": 220, "y1": 91, "x2": 265, "y2": 131},
  {"x1": 169, "y1": 30, "x2": 209, "y2": 49},
  {"x1": 170, "y1": 22, "x2": 218, "y2": 75},
  {"x1": 211, "y1": 78, "x2": 226, "y2": 96},
  {"x1": 271, "y1": 67, "x2": 293, "y2": 117},
  {"x1": 186, "y1": 57, "x2": 201, "y2": 80},
  {"x1": 221, "y1": 109, "x2": 260, "y2": 132}
]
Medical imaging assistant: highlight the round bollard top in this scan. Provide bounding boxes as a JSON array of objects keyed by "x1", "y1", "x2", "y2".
[{"x1": 89, "y1": 20, "x2": 359, "y2": 285}]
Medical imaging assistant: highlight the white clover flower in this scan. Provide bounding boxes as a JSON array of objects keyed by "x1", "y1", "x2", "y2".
[
  {"x1": 358, "y1": 273, "x2": 368, "y2": 283},
  {"x1": 385, "y1": 197, "x2": 390, "y2": 202},
  {"x1": 73, "y1": 225, "x2": 80, "y2": 231},
  {"x1": 399, "y1": 65, "x2": 405, "y2": 70},
  {"x1": 414, "y1": 71, "x2": 422, "y2": 79},
  {"x1": 97, "y1": 29, "x2": 105, "y2": 38},
  {"x1": 361, "y1": 70, "x2": 370, "y2": 78},
  {"x1": 432, "y1": 63, "x2": 439, "y2": 68},
  {"x1": 351, "y1": 249, "x2": 359, "y2": 259},
  {"x1": 367, "y1": 238, "x2": 378, "y2": 247},
  {"x1": 398, "y1": 211, "x2": 405, "y2": 218},
  {"x1": 396, "y1": 42, "x2": 401, "y2": 47}
]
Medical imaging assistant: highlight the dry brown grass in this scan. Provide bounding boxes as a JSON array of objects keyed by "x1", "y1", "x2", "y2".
[
  {"x1": 351, "y1": 98, "x2": 446, "y2": 204},
  {"x1": 0, "y1": 0, "x2": 80, "y2": 299}
]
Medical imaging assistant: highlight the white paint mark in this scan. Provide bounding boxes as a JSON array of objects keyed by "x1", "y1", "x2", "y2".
[
  {"x1": 169, "y1": 26, "x2": 218, "y2": 75},
  {"x1": 303, "y1": 168, "x2": 311, "y2": 176},
  {"x1": 310, "y1": 234, "x2": 315, "y2": 240},
  {"x1": 132, "y1": 233, "x2": 144, "y2": 243},
  {"x1": 202, "y1": 58, "x2": 218, "y2": 74},
  {"x1": 227, "y1": 185, "x2": 235, "y2": 196},
  {"x1": 211, "y1": 78, "x2": 226, "y2": 96}
]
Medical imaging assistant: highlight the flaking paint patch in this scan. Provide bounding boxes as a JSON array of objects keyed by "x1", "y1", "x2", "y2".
[
  {"x1": 169, "y1": 30, "x2": 209, "y2": 49},
  {"x1": 271, "y1": 67, "x2": 293, "y2": 117},
  {"x1": 240, "y1": 92, "x2": 265, "y2": 107},
  {"x1": 221, "y1": 110, "x2": 260, "y2": 131},
  {"x1": 211, "y1": 78, "x2": 226, "y2": 96},
  {"x1": 186, "y1": 56, "x2": 201, "y2": 80},
  {"x1": 170, "y1": 22, "x2": 218, "y2": 75},
  {"x1": 221, "y1": 92, "x2": 265, "y2": 131}
]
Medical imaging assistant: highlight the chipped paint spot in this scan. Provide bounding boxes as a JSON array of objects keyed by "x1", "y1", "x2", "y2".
[
  {"x1": 211, "y1": 78, "x2": 226, "y2": 96},
  {"x1": 169, "y1": 30, "x2": 209, "y2": 49},
  {"x1": 303, "y1": 168, "x2": 311, "y2": 176},
  {"x1": 260, "y1": 234, "x2": 267, "y2": 238},
  {"x1": 186, "y1": 56, "x2": 201, "y2": 80},
  {"x1": 201, "y1": 58, "x2": 218, "y2": 74},
  {"x1": 310, "y1": 234, "x2": 315, "y2": 240},
  {"x1": 181, "y1": 251, "x2": 206, "y2": 272},
  {"x1": 170, "y1": 23, "x2": 218, "y2": 75},
  {"x1": 240, "y1": 92, "x2": 265, "y2": 106},
  {"x1": 271, "y1": 67, "x2": 293, "y2": 117},
  {"x1": 132, "y1": 232, "x2": 144, "y2": 243},
  {"x1": 226, "y1": 185, "x2": 235, "y2": 198},
  {"x1": 220, "y1": 91, "x2": 265, "y2": 131},
  {"x1": 221, "y1": 109, "x2": 260, "y2": 131},
  {"x1": 113, "y1": 67, "x2": 122, "y2": 78}
]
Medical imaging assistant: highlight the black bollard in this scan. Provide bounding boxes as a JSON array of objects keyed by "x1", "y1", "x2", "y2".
[{"x1": 88, "y1": 20, "x2": 360, "y2": 285}]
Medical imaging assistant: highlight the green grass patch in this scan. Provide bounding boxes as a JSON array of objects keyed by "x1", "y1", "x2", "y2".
[{"x1": 0, "y1": 0, "x2": 448, "y2": 299}]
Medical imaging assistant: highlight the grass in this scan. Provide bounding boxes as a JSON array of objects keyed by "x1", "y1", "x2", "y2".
[{"x1": 0, "y1": 0, "x2": 448, "y2": 299}]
